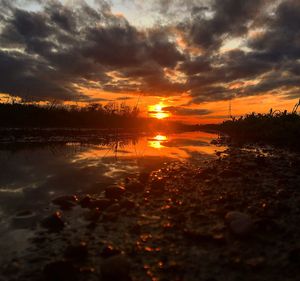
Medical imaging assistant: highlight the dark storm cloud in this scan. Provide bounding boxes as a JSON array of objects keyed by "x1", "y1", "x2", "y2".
[
  {"x1": 0, "y1": 0, "x2": 299, "y2": 104},
  {"x1": 183, "y1": 0, "x2": 300, "y2": 104},
  {"x1": 249, "y1": 0, "x2": 300, "y2": 61},
  {"x1": 0, "y1": 0, "x2": 186, "y2": 101},
  {"x1": 183, "y1": 0, "x2": 267, "y2": 51}
]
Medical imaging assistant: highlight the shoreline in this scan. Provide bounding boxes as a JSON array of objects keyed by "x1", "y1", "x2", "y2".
[{"x1": 1, "y1": 145, "x2": 299, "y2": 281}]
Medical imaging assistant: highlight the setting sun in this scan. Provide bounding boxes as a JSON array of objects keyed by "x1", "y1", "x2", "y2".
[{"x1": 148, "y1": 103, "x2": 170, "y2": 119}]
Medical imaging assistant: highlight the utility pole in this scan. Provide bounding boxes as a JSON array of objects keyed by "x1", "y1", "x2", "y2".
[{"x1": 228, "y1": 99, "x2": 232, "y2": 119}]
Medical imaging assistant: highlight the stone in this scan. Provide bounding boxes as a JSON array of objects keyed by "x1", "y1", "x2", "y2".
[
  {"x1": 89, "y1": 198, "x2": 112, "y2": 210},
  {"x1": 126, "y1": 180, "x2": 144, "y2": 193},
  {"x1": 80, "y1": 195, "x2": 92, "y2": 208},
  {"x1": 13, "y1": 210, "x2": 37, "y2": 228},
  {"x1": 64, "y1": 242, "x2": 88, "y2": 260},
  {"x1": 84, "y1": 208, "x2": 101, "y2": 222},
  {"x1": 105, "y1": 203, "x2": 120, "y2": 213},
  {"x1": 105, "y1": 185, "x2": 125, "y2": 200},
  {"x1": 101, "y1": 254, "x2": 130, "y2": 280},
  {"x1": 41, "y1": 211, "x2": 65, "y2": 231},
  {"x1": 225, "y1": 211, "x2": 253, "y2": 236},
  {"x1": 52, "y1": 195, "x2": 78, "y2": 210},
  {"x1": 119, "y1": 199, "x2": 136, "y2": 210},
  {"x1": 44, "y1": 261, "x2": 77, "y2": 281},
  {"x1": 101, "y1": 245, "x2": 121, "y2": 258}
]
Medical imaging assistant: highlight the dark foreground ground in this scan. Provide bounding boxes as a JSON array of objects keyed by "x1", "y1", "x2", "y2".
[{"x1": 1, "y1": 145, "x2": 300, "y2": 281}]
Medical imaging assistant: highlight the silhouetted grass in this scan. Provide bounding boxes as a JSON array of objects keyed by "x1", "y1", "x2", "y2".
[
  {"x1": 216, "y1": 100, "x2": 300, "y2": 150},
  {"x1": 0, "y1": 102, "x2": 142, "y2": 129}
]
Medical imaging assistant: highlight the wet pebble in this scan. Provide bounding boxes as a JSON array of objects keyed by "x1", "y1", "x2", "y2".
[
  {"x1": 13, "y1": 210, "x2": 37, "y2": 228},
  {"x1": 105, "y1": 185, "x2": 125, "y2": 200},
  {"x1": 120, "y1": 199, "x2": 136, "y2": 210},
  {"x1": 225, "y1": 211, "x2": 253, "y2": 236},
  {"x1": 41, "y1": 211, "x2": 65, "y2": 231},
  {"x1": 52, "y1": 195, "x2": 78, "y2": 210},
  {"x1": 89, "y1": 198, "x2": 112, "y2": 210},
  {"x1": 100, "y1": 254, "x2": 130, "y2": 280},
  {"x1": 80, "y1": 195, "x2": 92, "y2": 208},
  {"x1": 105, "y1": 203, "x2": 120, "y2": 213},
  {"x1": 84, "y1": 208, "x2": 101, "y2": 222}
]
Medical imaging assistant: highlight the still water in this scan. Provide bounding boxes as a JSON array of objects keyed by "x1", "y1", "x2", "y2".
[{"x1": 0, "y1": 131, "x2": 223, "y2": 261}]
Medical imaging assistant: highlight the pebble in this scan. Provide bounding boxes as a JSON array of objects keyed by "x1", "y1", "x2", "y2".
[
  {"x1": 80, "y1": 195, "x2": 92, "y2": 208},
  {"x1": 100, "y1": 254, "x2": 130, "y2": 280},
  {"x1": 225, "y1": 211, "x2": 253, "y2": 236},
  {"x1": 89, "y1": 198, "x2": 112, "y2": 210},
  {"x1": 52, "y1": 195, "x2": 78, "y2": 210},
  {"x1": 84, "y1": 208, "x2": 101, "y2": 222},
  {"x1": 119, "y1": 199, "x2": 136, "y2": 210},
  {"x1": 41, "y1": 211, "x2": 65, "y2": 231},
  {"x1": 105, "y1": 203, "x2": 120, "y2": 213},
  {"x1": 105, "y1": 185, "x2": 125, "y2": 200}
]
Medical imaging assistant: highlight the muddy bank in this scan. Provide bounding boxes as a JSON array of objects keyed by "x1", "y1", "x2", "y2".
[{"x1": 1, "y1": 146, "x2": 300, "y2": 281}]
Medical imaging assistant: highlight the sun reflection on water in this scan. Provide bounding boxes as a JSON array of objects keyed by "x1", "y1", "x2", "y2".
[{"x1": 148, "y1": 135, "x2": 168, "y2": 149}]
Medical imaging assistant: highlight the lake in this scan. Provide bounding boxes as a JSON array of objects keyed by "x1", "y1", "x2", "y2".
[{"x1": 0, "y1": 130, "x2": 223, "y2": 262}]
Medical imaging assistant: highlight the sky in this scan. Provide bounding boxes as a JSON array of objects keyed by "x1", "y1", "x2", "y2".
[{"x1": 0, "y1": 0, "x2": 299, "y2": 123}]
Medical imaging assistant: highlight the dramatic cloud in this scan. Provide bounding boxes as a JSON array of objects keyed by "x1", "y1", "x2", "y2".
[{"x1": 0, "y1": 0, "x2": 299, "y2": 106}]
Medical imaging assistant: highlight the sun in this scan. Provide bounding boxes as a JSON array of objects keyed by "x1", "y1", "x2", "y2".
[{"x1": 148, "y1": 103, "x2": 170, "y2": 119}]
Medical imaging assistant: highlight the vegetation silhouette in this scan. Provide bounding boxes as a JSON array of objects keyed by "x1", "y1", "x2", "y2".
[
  {"x1": 212, "y1": 99, "x2": 300, "y2": 150},
  {"x1": 0, "y1": 101, "x2": 142, "y2": 129}
]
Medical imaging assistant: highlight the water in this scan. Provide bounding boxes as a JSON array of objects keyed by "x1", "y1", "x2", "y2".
[{"x1": 0, "y1": 130, "x2": 223, "y2": 261}]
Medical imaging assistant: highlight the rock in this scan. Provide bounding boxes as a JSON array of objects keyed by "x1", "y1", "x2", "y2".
[
  {"x1": 80, "y1": 195, "x2": 92, "y2": 208},
  {"x1": 126, "y1": 180, "x2": 144, "y2": 193},
  {"x1": 64, "y1": 242, "x2": 88, "y2": 260},
  {"x1": 52, "y1": 195, "x2": 78, "y2": 210},
  {"x1": 89, "y1": 198, "x2": 112, "y2": 210},
  {"x1": 41, "y1": 211, "x2": 65, "y2": 231},
  {"x1": 119, "y1": 199, "x2": 136, "y2": 210},
  {"x1": 13, "y1": 210, "x2": 37, "y2": 228},
  {"x1": 105, "y1": 203, "x2": 120, "y2": 213},
  {"x1": 225, "y1": 211, "x2": 253, "y2": 236},
  {"x1": 101, "y1": 254, "x2": 130, "y2": 280},
  {"x1": 105, "y1": 185, "x2": 125, "y2": 200},
  {"x1": 101, "y1": 245, "x2": 121, "y2": 258},
  {"x1": 84, "y1": 208, "x2": 101, "y2": 222},
  {"x1": 44, "y1": 261, "x2": 77, "y2": 281}
]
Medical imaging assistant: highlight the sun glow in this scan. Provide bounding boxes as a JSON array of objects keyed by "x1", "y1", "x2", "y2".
[{"x1": 148, "y1": 103, "x2": 170, "y2": 119}]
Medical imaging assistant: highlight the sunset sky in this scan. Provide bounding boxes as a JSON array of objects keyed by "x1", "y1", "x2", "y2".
[{"x1": 0, "y1": 0, "x2": 299, "y2": 123}]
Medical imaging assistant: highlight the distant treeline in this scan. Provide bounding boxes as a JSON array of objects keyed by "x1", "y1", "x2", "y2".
[
  {"x1": 208, "y1": 100, "x2": 300, "y2": 150},
  {"x1": 0, "y1": 102, "x2": 143, "y2": 129}
]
